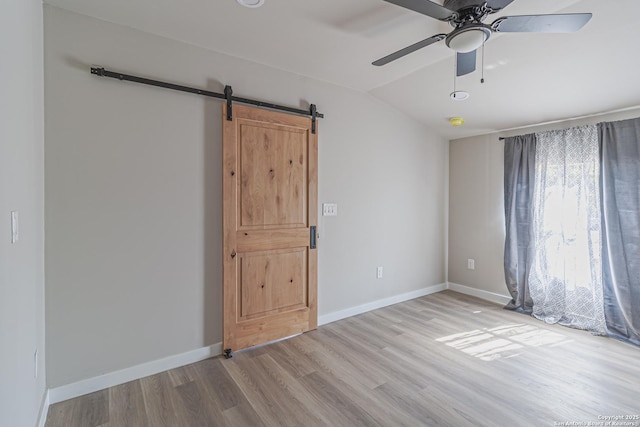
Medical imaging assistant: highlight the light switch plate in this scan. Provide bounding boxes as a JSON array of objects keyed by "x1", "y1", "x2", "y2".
[{"x1": 322, "y1": 203, "x2": 338, "y2": 216}]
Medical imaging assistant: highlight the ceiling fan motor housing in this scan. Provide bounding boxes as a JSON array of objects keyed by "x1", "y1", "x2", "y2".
[
  {"x1": 443, "y1": 0, "x2": 486, "y2": 12},
  {"x1": 442, "y1": 1, "x2": 492, "y2": 31}
]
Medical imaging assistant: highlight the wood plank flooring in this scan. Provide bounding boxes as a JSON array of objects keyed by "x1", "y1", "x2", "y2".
[{"x1": 46, "y1": 291, "x2": 640, "y2": 427}]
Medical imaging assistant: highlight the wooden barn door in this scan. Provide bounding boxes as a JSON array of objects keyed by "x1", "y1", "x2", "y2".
[{"x1": 222, "y1": 104, "x2": 318, "y2": 355}]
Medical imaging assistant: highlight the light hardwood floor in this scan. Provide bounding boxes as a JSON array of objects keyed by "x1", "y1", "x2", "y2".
[{"x1": 46, "y1": 291, "x2": 640, "y2": 426}]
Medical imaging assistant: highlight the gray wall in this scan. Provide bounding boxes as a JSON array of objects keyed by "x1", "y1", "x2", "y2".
[
  {"x1": 44, "y1": 6, "x2": 448, "y2": 388},
  {"x1": 0, "y1": 0, "x2": 47, "y2": 425},
  {"x1": 448, "y1": 107, "x2": 640, "y2": 297}
]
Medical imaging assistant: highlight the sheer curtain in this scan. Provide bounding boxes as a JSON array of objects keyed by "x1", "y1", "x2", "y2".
[{"x1": 527, "y1": 126, "x2": 606, "y2": 334}]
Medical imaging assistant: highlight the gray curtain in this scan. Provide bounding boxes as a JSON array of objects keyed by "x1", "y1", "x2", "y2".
[
  {"x1": 503, "y1": 134, "x2": 537, "y2": 312},
  {"x1": 599, "y1": 118, "x2": 640, "y2": 346}
]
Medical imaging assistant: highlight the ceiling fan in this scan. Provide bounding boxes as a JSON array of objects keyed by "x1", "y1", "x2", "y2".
[{"x1": 372, "y1": 0, "x2": 592, "y2": 76}]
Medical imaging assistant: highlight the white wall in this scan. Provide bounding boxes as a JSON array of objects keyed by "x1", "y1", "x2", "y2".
[
  {"x1": 44, "y1": 6, "x2": 448, "y2": 389},
  {"x1": 448, "y1": 107, "x2": 640, "y2": 297},
  {"x1": 0, "y1": 0, "x2": 47, "y2": 426}
]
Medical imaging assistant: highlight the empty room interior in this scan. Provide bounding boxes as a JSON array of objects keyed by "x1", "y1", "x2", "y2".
[{"x1": 3, "y1": 0, "x2": 640, "y2": 426}]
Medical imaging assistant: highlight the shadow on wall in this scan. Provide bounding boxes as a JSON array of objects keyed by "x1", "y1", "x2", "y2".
[{"x1": 203, "y1": 79, "x2": 224, "y2": 346}]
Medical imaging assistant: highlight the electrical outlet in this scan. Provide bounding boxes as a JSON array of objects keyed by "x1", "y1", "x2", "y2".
[
  {"x1": 467, "y1": 259, "x2": 475, "y2": 270},
  {"x1": 377, "y1": 266, "x2": 383, "y2": 279}
]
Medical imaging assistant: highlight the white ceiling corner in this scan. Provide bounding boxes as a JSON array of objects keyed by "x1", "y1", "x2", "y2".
[{"x1": 44, "y1": 0, "x2": 640, "y2": 139}]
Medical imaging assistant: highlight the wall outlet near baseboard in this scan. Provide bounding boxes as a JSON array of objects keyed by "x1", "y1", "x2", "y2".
[
  {"x1": 467, "y1": 259, "x2": 475, "y2": 270},
  {"x1": 376, "y1": 266, "x2": 383, "y2": 279}
]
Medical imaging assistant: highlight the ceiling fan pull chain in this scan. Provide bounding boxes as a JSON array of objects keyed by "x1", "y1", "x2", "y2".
[
  {"x1": 480, "y1": 41, "x2": 485, "y2": 83},
  {"x1": 453, "y1": 57, "x2": 457, "y2": 92}
]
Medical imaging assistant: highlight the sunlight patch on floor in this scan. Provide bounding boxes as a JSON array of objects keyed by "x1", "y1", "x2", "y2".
[{"x1": 436, "y1": 323, "x2": 572, "y2": 361}]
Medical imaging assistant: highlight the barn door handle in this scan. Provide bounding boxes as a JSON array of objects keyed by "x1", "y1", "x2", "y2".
[{"x1": 310, "y1": 226, "x2": 317, "y2": 249}]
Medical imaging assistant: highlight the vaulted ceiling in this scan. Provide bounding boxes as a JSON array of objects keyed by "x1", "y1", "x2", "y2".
[{"x1": 45, "y1": 0, "x2": 640, "y2": 138}]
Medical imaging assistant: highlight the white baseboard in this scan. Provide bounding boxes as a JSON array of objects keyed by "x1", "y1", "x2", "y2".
[
  {"x1": 47, "y1": 282, "x2": 506, "y2": 406},
  {"x1": 47, "y1": 284, "x2": 446, "y2": 406},
  {"x1": 446, "y1": 282, "x2": 511, "y2": 305},
  {"x1": 318, "y1": 283, "x2": 448, "y2": 326},
  {"x1": 37, "y1": 389, "x2": 49, "y2": 427},
  {"x1": 48, "y1": 342, "x2": 223, "y2": 405}
]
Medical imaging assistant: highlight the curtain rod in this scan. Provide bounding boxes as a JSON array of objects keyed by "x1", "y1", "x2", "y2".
[
  {"x1": 90, "y1": 67, "x2": 324, "y2": 133},
  {"x1": 497, "y1": 105, "x2": 640, "y2": 141}
]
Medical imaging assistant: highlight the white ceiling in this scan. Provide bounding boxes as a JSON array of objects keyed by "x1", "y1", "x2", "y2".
[{"x1": 45, "y1": 0, "x2": 640, "y2": 139}]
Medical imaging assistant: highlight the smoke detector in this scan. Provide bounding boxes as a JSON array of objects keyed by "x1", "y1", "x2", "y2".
[{"x1": 450, "y1": 91, "x2": 470, "y2": 101}]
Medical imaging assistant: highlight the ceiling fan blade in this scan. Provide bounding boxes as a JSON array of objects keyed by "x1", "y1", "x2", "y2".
[
  {"x1": 486, "y1": 0, "x2": 516, "y2": 12},
  {"x1": 372, "y1": 34, "x2": 446, "y2": 66},
  {"x1": 492, "y1": 13, "x2": 592, "y2": 33},
  {"x1": 457, "y1": 50, "x2": 476, "y2": 77},
  {"x1": 382, "y1": 0, "x2": 456, "y2": 21}
]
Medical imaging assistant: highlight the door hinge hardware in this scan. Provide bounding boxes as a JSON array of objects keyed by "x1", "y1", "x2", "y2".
[
  {"x1": 310, "y1": 226, "x2": 317, "y2": 249},
  {"x1": 231, "y1": 250, "x2": 236, "y2": 259},
  {"x1": 224, "y1": 85, "x2": 233, "y2": 121},
  {"x1": 224, "y1": 349, "x2": 233, "y2": 359}
]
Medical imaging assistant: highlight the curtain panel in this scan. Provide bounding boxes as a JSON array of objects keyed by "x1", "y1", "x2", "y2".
[
  {"x1": 503, "y1": 134, "x2": 537, "y2": 313},
  {"x1": 599, "y1": 118, "x2": 640, "y2": 346},
  {"x1": 503, "y1": 118, "x2": 640, "y2": 346},
  {"x1": 527, "y1": 126, "x2": 606, "y2": 334}
]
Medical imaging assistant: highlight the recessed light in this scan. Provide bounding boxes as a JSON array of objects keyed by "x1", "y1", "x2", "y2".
[
  {"x1": 237, "y1": 0, "x2": 264, "y2": 8},
  {"x1": 450, "y1": 91, "x2": 470, "y2": 101}
]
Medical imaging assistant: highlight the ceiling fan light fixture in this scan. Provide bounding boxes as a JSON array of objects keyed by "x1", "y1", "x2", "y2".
[
  {"x1": 236, "y1": 0, "x2": 264, "y2": 8},
  {"x1": 446, "y1": 25, "x2": 490, "y2": 53}
]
